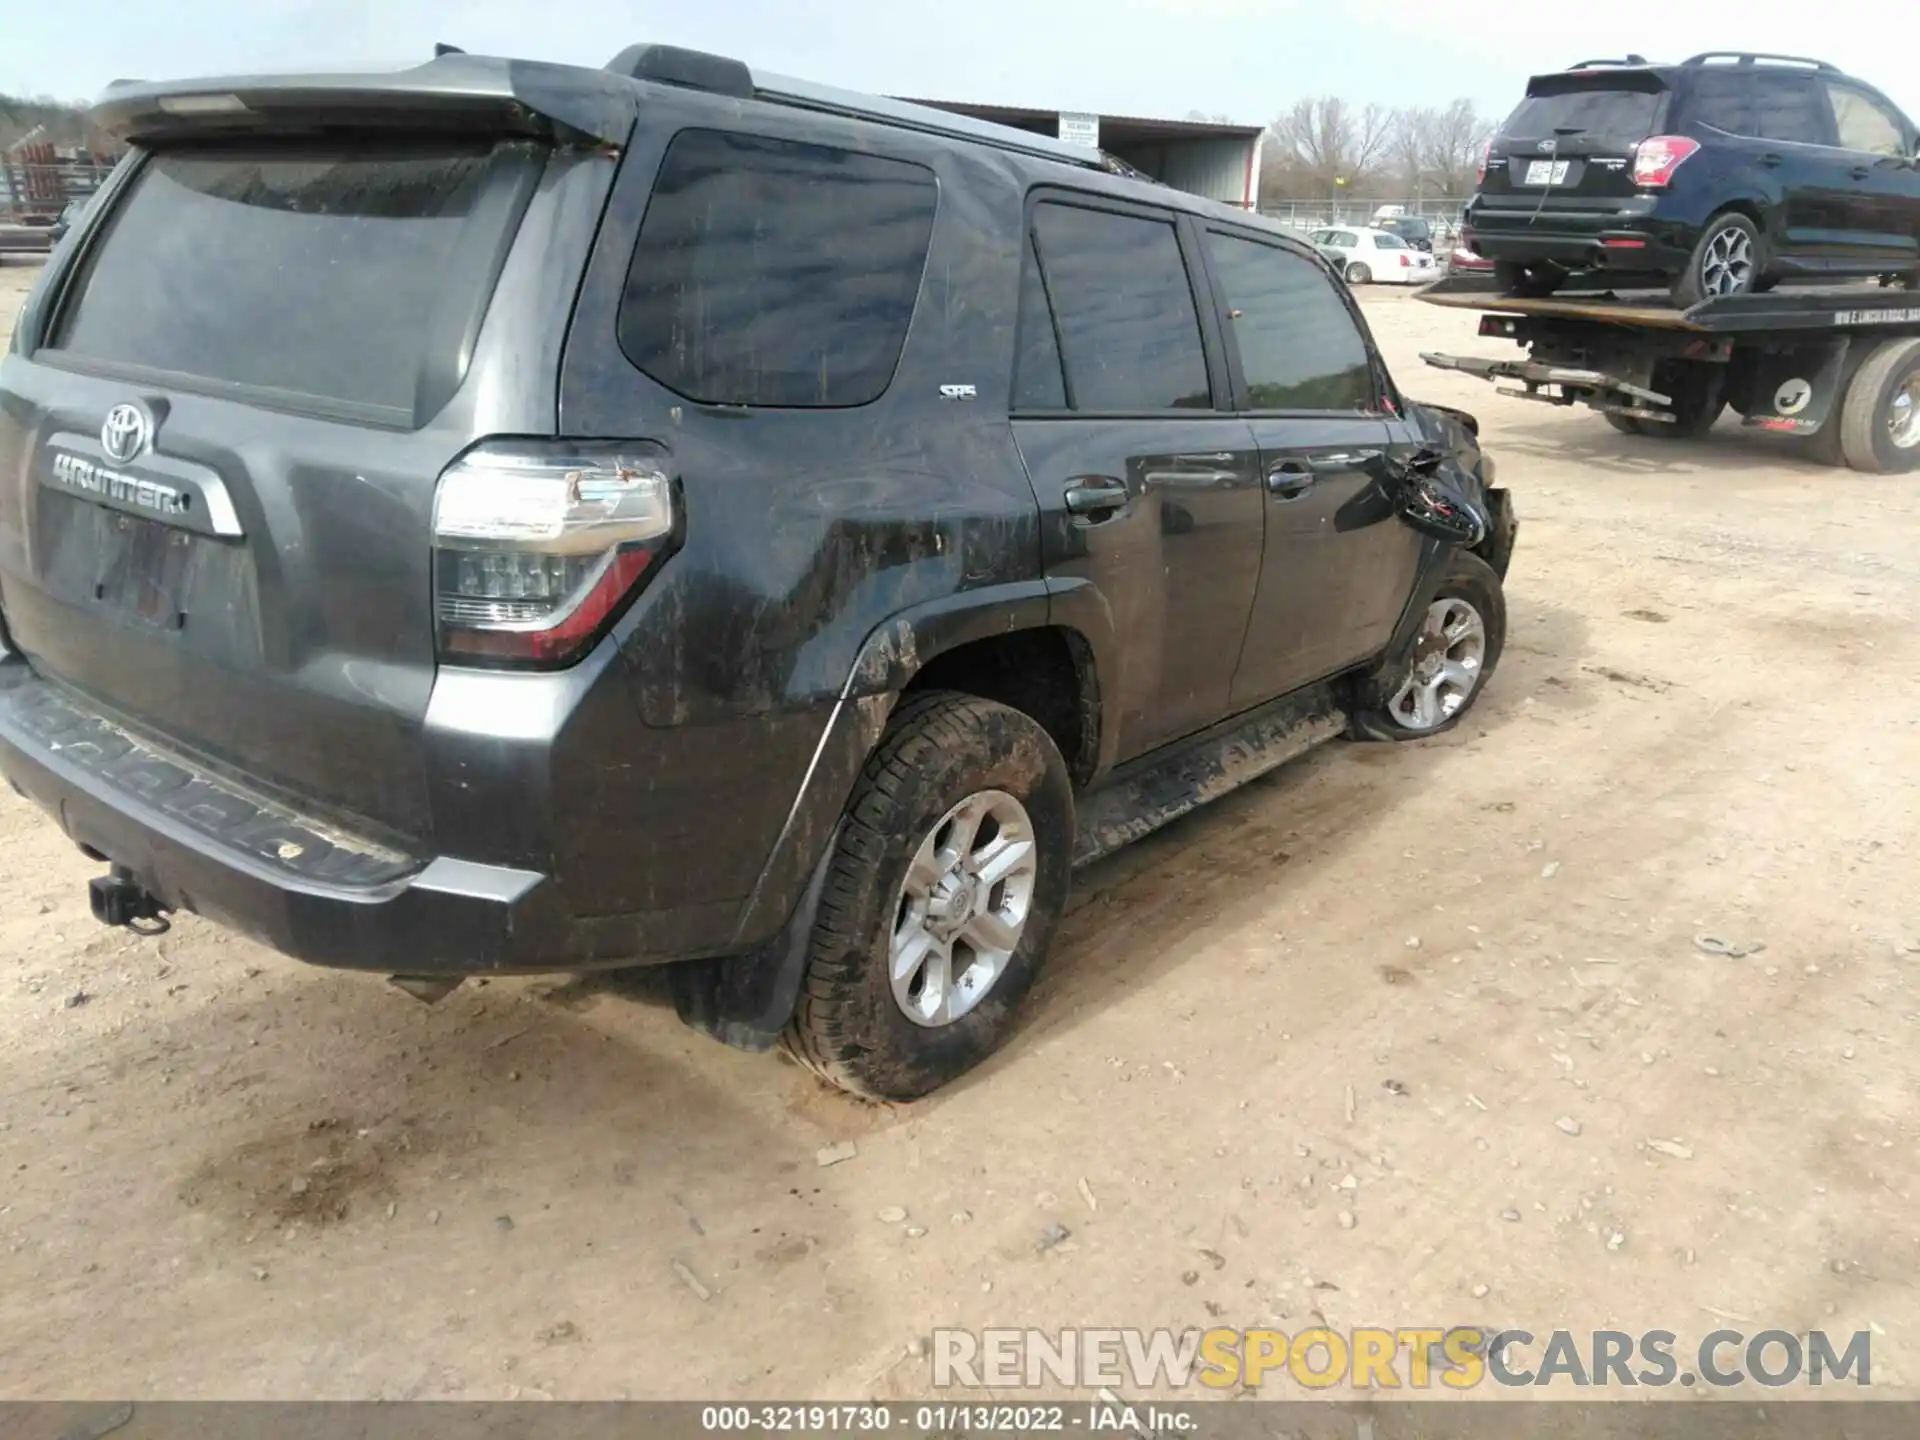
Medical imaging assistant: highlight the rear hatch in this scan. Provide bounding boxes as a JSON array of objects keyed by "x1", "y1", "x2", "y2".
[
  {"x1": 0, "y1": 61, "x2": 628, "y2": 848},
  {"x1": 1480, "y1": 69, "x2": 1671, "y2": 210}
]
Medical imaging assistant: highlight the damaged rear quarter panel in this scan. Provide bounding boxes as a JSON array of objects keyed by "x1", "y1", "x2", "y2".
[{"x1": 552, "y1": 95, "x2": 1044, "y2": 944}]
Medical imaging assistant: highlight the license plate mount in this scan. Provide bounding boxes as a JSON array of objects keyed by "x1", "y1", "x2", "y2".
[{"x1": 1524, "y1": 159, "x2": 1572, "y2": 186}]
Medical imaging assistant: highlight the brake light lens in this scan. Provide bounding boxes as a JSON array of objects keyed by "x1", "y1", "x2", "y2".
[
  {"x1": 431, "y1": 442, "x2": 677, "y2": 668},
  {"x1": 1399, "y1": 253, "x2": 1410, "y2": 266},
  {"x1": 1632, "y1": 136, "x2": 1700, "y2": 187},
  {"x1": 1477, "y1": 141, "x2": 1491, "y2": 185}
]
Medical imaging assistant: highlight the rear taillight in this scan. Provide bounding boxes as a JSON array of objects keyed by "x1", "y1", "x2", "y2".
[
  {"x1": 1476, "y1": 142, "x2": 1491, "y2": 185},
  {"x1": 1399, "y1": 253, "x2": 1411, "y2": 266},
  {"x1": 1632, "y1": 136, "x2": 1700, "y2": 188},
  {"x1": 431, "y1": 441, "x2": 677, "y2": 668}
]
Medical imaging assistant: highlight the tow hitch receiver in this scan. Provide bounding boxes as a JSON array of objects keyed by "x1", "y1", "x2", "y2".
[{"x1": 88, "y1": 867, "x2": 170, "y2": 932}]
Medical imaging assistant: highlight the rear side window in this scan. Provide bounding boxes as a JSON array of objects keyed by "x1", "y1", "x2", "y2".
[
  {"x1": 1685, "y1": 70, "x2": 1752, "y2": 134},
  {"x1": 1504, "y1": 81, "x2": 1666, "y2": 142},
  {"x1": 618, "y1": 129, "x2": 937, "y2": 408},
  {"x1": 1030, "y1": 202, "x2": 1211, "y2": 412},
  {"x1": 1826, "y1": 85, "x2": 1907, "y2": 156},
  {"x1": 1751, "y1": 75, "x2": 1831, "y2": 146},
  {"x1": 1204, "y1": 231, "x2": 1375, "y2": 413},
  {"x1": 50, "y1": 142, "x2": 529, "y2": 417}
]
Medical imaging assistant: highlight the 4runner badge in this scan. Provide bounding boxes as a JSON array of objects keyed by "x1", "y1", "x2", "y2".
[{"x1": 100, "y1": 403, "x2": 152, "y2": 464}]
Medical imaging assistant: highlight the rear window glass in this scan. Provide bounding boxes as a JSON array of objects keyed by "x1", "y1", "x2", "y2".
[
  {"x1": 1373, "y1": 233, "x2": 1408, "y2": 250},
  {"x1": 1504, "y1": 82, "x2": 1666, "y2": 141},
  {"x1": 618, "y1": 129, "x2": 937, "y2": 409},
  {"x1": 51, "y1": 143, "x2": 526, "y2": 416}
]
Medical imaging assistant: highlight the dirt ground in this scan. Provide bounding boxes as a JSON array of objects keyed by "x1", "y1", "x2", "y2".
[{"x1": 1, "y1": 256, "x2": 1916, "y2": 1401}]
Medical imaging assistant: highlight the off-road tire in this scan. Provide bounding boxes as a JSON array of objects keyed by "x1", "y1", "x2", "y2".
[
  {"x1": 782, "y1": 691, "x2": 1074, "y2": 1100},
  {"x1": 1671, "y1": 211, "x2": 1764, "y2": 308},
  {"x1": 1494, "y1": 260, "x2": 1565, "y2": 298},
  {"x1": 1349, "y1": 552, "x2": 1507, "y2": 742},
  {"x1": 1346, "y1": 262, "x2": 1372, "y2": 285},
  {"x1": 1837, "y1": 336, "x2": 1920, "y2": 474}
]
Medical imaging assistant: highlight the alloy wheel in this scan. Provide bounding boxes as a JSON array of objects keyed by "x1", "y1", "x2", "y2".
[
  {"x1": 1389, "y1": 597, "x2": 1489, "y2": 732},
  {"x1": 1889, "y1": 374, "x2": 1920, "y2": 451},
  {"x1": 1699, "y1": 225, "x2": 1755, "y2": 297},
  {"x1": 890, "y1": 789, "x2": 1039, "y2": 1028}
]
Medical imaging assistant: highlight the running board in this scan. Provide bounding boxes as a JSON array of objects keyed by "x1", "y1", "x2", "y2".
[
  {"x1": 1072, "y1": 684, "x2": 1347, "y2": 869},
  {"x1": 1422, "y1": 351, "x2": 1671, "y2": 411}
]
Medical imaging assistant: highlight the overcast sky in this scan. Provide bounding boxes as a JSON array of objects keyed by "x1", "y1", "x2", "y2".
[{"x1": 6, "y1": 0, "x2": 1916, "y2": 129}]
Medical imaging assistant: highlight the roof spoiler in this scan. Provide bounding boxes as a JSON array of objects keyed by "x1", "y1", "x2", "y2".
[{"x1": 91, "y1": 54, "x2": 640, "y2": 147}]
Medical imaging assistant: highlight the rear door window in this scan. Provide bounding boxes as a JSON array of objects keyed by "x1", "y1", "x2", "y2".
[
  {"x1": 48, "y1": 142, "x2": 535, "y2": 420},
  {"x1": 1030, "y1": 201, "x2": 1213, "y2": 412},
  {"x1": 1752, "y1": 75, "x2": 1832, "y2": 146},
  {"x1": 1504, "y1": 81, "x2": 1667, "y2": 142},
  {"x1": 1685, "y1": 70, "x2": 1753, "y2": 134},
  {"x1": 617, "y1": 129, "x2": 938, "y2": 408},
  {"x1": 1373, "y1": 233, "x2": 1408, "y2": 250},
  {"x1": 1203, "y1": 230, "x2": 1376, "y2": 413},
  {"x1": 1826, "y1": 84, "x2": 1908, "y2": 156}
]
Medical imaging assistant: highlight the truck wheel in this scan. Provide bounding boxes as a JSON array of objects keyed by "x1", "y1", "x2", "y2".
[
  {"x1": 1603, "y1": 412, "x2": 1644, "y2": 435},
  {"x1": 1350, "y1": 552, "x2": 1506, "y2": 742},
  {"x1": 1495, "y1": 261, "x2": 1564, "y2": 298},
  {"x1": 1671, "y1": 212, "x2": 1762, "y2": 308},
  {"x1": 783, "y1": 691, "x2": 1073, "y2": 1100},
  {"x1": 1837, "y1": 337, "x2": 1920, "y2": 474}
]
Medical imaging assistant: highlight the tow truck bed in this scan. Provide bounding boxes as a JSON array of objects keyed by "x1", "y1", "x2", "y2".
[{"x1": 1416, "y1": 275, "x2": 1920, "y2": 473}]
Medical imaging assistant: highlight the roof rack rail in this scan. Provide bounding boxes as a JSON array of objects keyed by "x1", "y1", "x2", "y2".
[
  {"x1": 1681, "y1": 51, "x2": 1837, "y2": 71},
  {"x1": 597, "y1": 42, "x2": 1107, "y2": 172},
  {"x1": 1568, "y1": 54, "x2": 1650, "y2": 68},
  {"x1": 604, "y1": 44, "x2": 753, "y2": 99}
]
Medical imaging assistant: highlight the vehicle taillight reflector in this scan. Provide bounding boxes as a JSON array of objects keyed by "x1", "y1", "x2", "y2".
[
  {"x1": 431, "y1": 441, "x2": 678, "y2": 669},
  {"x1": 1632, "y1": 136, "x2": 1700, "y2": 187}
]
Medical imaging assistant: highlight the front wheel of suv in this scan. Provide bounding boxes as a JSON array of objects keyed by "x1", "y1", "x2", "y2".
[
  {"x1": 783, "y1": 691, "x2": 1074, "y2": 1100},
  {"x1": 1349, "y1": 552, "x2": 1507, "y2": 742},
  {"x1": 1671, "y1": 212, "x2": 1763, "y2": 308}
]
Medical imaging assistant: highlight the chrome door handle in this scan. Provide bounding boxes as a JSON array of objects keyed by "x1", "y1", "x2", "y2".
[
  {"x1": 1266, "y1": 462, "x2": 1314, "y2": 499},
  {"x1": 1063, "y1": 476, "x2": 1128, "y2": 516}
]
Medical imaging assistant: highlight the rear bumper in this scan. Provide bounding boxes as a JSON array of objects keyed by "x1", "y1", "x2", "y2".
[
  {"x1": 1466, "y1": 199, "x2": 1694, "y2": 273},
  {"x1": 0, "y1": 662, "x2": 683, "y2": 974}
]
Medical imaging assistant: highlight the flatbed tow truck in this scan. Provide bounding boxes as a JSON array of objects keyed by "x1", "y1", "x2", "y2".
[{"x1": 1417, "y1": 275, "x2": 1920, "y2": 473}]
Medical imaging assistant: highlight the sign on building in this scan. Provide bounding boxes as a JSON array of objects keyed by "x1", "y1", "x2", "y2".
[{"x1": 1057, "y1": 113, "x2": 1101, "y2": 150}]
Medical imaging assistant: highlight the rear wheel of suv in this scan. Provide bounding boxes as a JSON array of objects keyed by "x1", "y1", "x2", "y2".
[
  {"x1": 1671, "y1": 212, "x2": 1763, "y2": 308},
  {"x1": 1346, "y1": 262, "x2": 1372, "y2": 285},
  {"x1": 1494, "y1": 261, "x2": 1564, "y2": 298},
  {"x1": 1837, "y1": 337, "x2": 1920, "y2": 474},
  {"x1": 1349, "y1": 552, "x2": 1507, "y2": 742},
  {"x1": 783, "y1": 691, "x2": 1074, "y2": 1099}
]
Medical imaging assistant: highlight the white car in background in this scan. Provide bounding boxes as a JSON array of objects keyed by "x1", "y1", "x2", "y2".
[{"x1": 1309, "y1": 226, "x2": 1438, "y2": 286}]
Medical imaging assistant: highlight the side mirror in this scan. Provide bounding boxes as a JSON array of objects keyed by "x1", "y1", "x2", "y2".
[{"x1": 1391, "y1": 448, "x2": 1488, "y2": 546}]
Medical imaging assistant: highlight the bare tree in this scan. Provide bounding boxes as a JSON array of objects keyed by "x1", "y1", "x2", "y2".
[
  {"x1": 1423, "y1": 99, "x2": 1498, "y2": 196},
  {"x1": 1269, "y1": 96, "x2": 1395, "y2": 188}
]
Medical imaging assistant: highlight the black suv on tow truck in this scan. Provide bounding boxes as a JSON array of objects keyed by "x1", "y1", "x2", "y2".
[
  {"x1": 1468, "y1": 52, "x2": 1920, "y2": 304},
  {"x1": 0, "y1": 47, "x2": 1515, "y2": 1099}
]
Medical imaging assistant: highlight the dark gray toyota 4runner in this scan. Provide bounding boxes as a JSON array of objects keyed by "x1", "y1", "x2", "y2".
[{"x1": 0, "y1": 46, "x2": 1516, "y2": 1098}]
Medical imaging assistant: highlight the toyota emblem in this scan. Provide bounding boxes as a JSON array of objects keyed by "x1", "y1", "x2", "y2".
[{"x1": 100, "y1": 403, "x2": 151, "y2": 464}]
